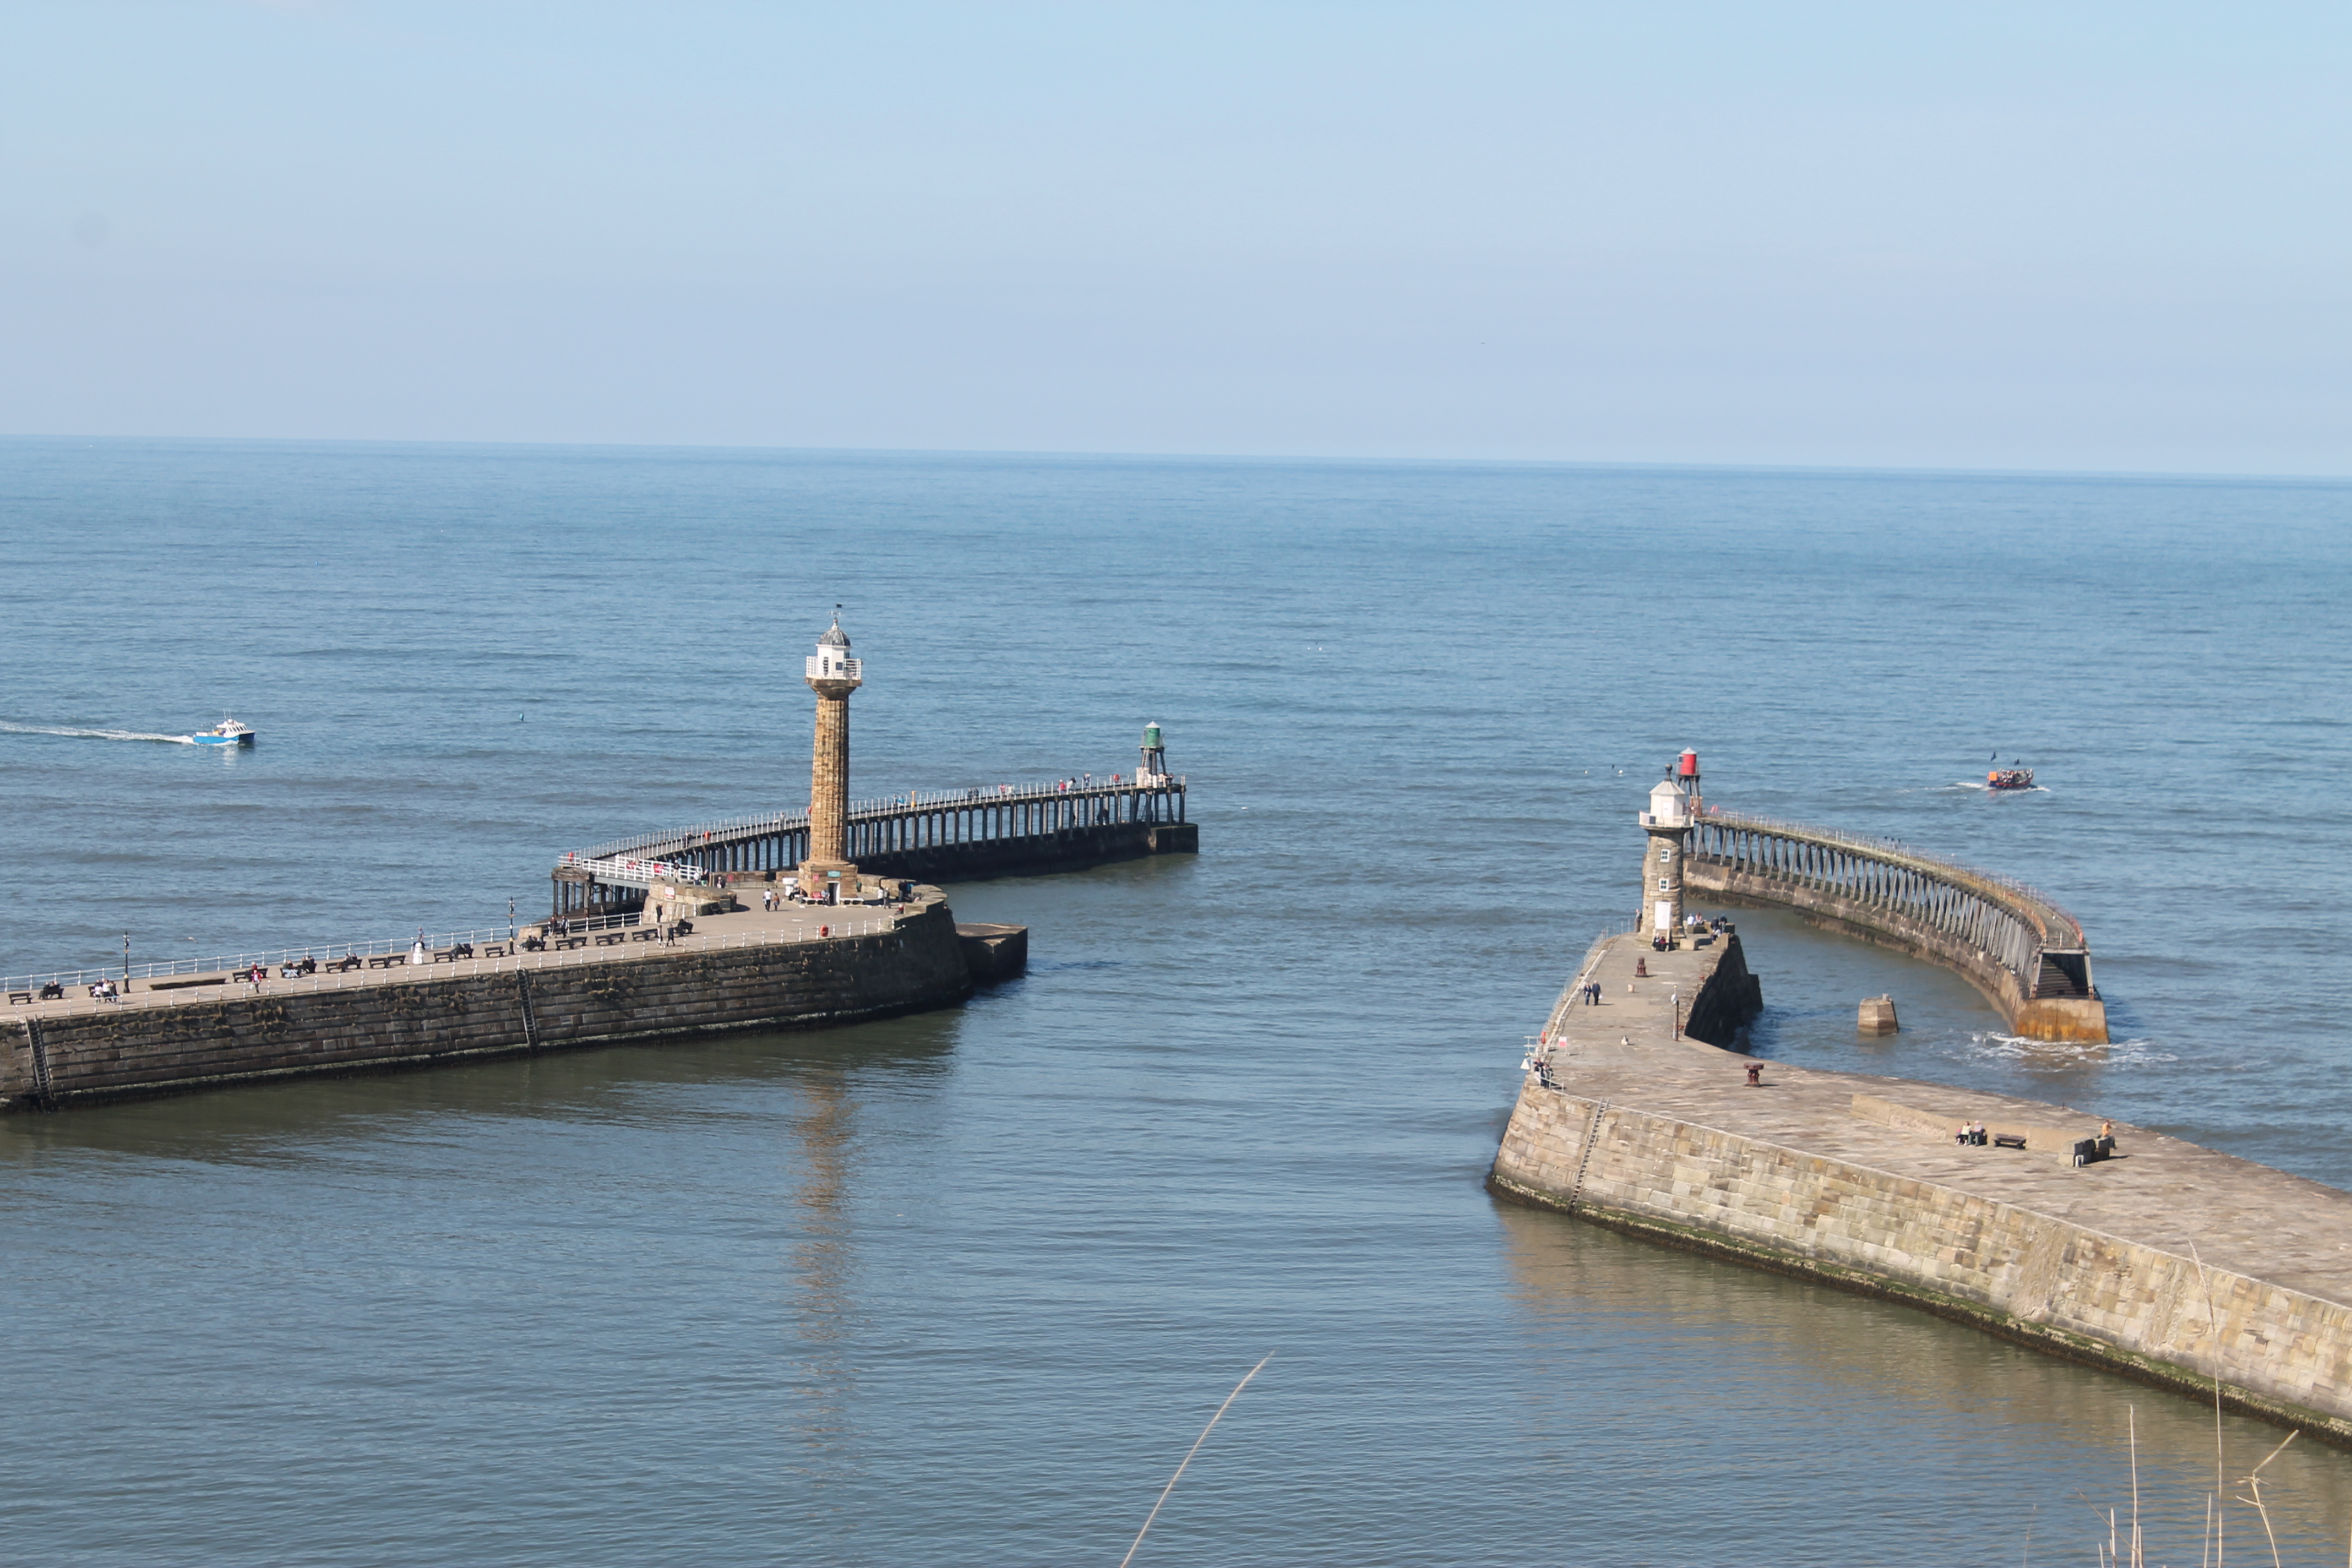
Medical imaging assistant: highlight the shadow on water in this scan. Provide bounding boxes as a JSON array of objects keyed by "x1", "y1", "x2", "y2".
[{"x1": 1495, "y1": 1202, "x2": 2352, "y2": 1564}]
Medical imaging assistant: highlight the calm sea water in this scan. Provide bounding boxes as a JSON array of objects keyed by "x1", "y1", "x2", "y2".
[{"x1": 3, "y1": 440, "x2": 2349, "y2": 1565}]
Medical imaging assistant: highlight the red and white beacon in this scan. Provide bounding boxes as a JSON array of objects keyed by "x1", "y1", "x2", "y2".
[{"x1": 1674, "y1": 749, "x2": 1702, "y2": 814}]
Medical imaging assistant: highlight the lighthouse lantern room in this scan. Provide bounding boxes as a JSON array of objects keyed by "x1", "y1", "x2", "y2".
[
  {"x1": 1137, "y1": 722, "x2": 1169, "y2": 786},
  {"x1": 806, "y1": 613, "x2": 862, "y2": 688}
]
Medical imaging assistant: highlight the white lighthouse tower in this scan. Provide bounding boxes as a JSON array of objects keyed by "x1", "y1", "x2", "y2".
[
  {"x1": 801, "y1": 609, "x2": 864, "y2": 902},
  {"x1": 1637, "y1": 748, "x2": 1701, "y2": 943}
]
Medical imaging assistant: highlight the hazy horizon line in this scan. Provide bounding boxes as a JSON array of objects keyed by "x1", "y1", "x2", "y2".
[{"x1": 6, "y1": 431, "x2": 2346, "y2": 488}]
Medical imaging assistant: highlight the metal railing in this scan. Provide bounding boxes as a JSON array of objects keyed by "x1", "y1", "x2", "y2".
[
  {"x1": 1695, "y1": 810, "x2": 2087, "y2": 949},
  {"x1": 558, "y1": 854, "x2": 711, "y2": 888},
  {"x1": 4, "y1": 916, "x2": 900, "y2": 1019},
  {"x1": 4, "y1": 923, "x2": 535, "y2": 998},
  {"x1": 563, "y1": 775, "x2": 1188, "y2": 864}
]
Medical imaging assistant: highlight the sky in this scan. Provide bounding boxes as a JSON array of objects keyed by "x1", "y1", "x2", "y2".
[{"x1": 3, "y1": 1, "x2": 2347, "y2": 473}]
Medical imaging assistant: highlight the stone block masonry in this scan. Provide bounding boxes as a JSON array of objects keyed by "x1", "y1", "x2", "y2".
[
  {"x1": 3, "y1": 895, "x2": 974, "y2": 1110},
  {"x1": 1491, "y1": 930, "x2": 2352, "y2": 1442}
]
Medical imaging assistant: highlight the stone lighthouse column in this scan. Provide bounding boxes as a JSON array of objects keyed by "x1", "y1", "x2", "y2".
[
  {"x1": 1638, "y1": 769, "x2": 1693, "y2": 945},
  {"x1": 799, "y1": 610, "x2": 863, "y2": 903}
]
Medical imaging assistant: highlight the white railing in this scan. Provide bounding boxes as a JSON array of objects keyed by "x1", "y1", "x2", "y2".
[
  {"x1": 4, "y1": 916, "x2": 901, "y2": 1019},
  {"x1": 4, "y1": 923, "x2": 530, "y2": 997},
  {"x1": 571, "y1": 810, "x2": 802, "y2": 864},
  {"x1": 557, "y1": 853, "x2": 710, "y2": 888},
  {"x1": 804, "y1": 655, "x2": 862, "y2": 682}
]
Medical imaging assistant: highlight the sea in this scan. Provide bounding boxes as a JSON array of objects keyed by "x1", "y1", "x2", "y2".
[{"x1": 2, "y1": 438, "x2": 2349, "y2": 1565}]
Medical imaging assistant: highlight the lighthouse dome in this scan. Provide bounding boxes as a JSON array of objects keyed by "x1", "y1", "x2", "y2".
[{"x1": 818, "y1": 617, "x2": 851, "y2": 647}]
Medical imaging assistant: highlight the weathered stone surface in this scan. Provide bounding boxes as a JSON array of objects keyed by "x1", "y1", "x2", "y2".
[
  {"x1": 3, "y1": 893, "x2": 972, "y2": 1109},
  {"x1": 1493, "y1": 931, "x2": 2352, "y2": 1442},
  {"x1": 955, "y1": 923, "x2": 1028, "y2": 982}
]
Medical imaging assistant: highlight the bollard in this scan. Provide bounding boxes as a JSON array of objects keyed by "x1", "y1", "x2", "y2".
[{"x1": 1857, "y1": 995, "x2": 1901, "y2": 1035}]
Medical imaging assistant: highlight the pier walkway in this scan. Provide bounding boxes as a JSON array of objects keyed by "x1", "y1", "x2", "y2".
[
  {"x1": 1496, "y1": 931, "x2": 2352, "y2": 1439},
  {"x1": 3, "y1": 894, "x2": 906, "y2": 1028},
  {"x1": 3, "y1": 887, "x2": 1002, "y2": 1112},
  {"x1": 552, "y1": 775, "x2": 1193, "y2": 920}
]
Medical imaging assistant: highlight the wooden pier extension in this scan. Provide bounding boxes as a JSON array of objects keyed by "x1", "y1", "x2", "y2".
[{"x1": 552, "y1": 777, "x2": 1194, "y2": 921}]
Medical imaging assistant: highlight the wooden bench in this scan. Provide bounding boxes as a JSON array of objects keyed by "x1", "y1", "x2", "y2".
[
  {"x1": 326, "y1": 956, "x2": 364, "y2": 973},
  {"x1": 630, "y1": 927, "x2": 660, "y2": 942},
  {"x1": 368, "y1": 954, "x2": 406, "y2": 969},
  {"x1": 481, "y1": 943, "x2": 511, "y2": 959},
  {"x1": 554, "y1": 936, "x2": 589, "y2": 951},
  {"x1": 1993, "y1": 1133, "x2": 2029, "y2": 1151},
  {"x1": 6, "y1": 991, "x2": 30, "y2": 1005},
  {"x1": 595, "y1": 932, "x2": 627, "y2": 946}
]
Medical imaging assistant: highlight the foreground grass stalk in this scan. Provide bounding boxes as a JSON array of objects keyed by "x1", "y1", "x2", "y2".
[{"x1": 1118, "y1": 1353, "x2": 1275, "y2": 1568}]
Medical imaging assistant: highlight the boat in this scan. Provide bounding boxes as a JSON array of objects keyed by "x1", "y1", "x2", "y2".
[
  {"x1": 1986, "y1": 765, "x2": 2034, "y2": 791},
  {"x1": 191, "y1": 715, "x2": 256, "y2": 747}
]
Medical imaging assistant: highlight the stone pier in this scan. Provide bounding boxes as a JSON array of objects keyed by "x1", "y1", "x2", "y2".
[
  {"x1": 4, "y1": 888, "x2": 995, "y2": 1110},
  {"x1": 1490, "y1": 929, "x2": 2352, "y2": 1442}
]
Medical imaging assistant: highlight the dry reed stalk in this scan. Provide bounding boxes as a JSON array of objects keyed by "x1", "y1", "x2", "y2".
[
  {"x1": 2128, "y1": 1407, "x2": 2139, "y2": 1567},
  {"x1": 1118, "y1": 1352, "x2": 1274, "y2": 1568},
  {"x1": 2233, "y1": 1430, "x2": 2296, "y2": 1568},
  {"x1": 2191, "y1": 1242, "x2": 2226, "y2": 1566}
]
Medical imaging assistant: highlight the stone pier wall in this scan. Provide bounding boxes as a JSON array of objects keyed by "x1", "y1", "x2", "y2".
[
  {"x1": 1686, "y1": 861, "x2": 2106, "y2": 1042},
  {"x1": 2, "y1": 901, "x2": 973, "y2": 1110},
  {"x1": 1491, "y1": 1088, "x2": 2352, "y2": 1439},
  {"x1": 1678, "y1": 933, "x2": 1764, "y2": 1047}
]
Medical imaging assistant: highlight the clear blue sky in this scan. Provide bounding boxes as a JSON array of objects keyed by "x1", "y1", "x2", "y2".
[{"x1": 4, "y1": 1, "x2": 2346, "y2": 472}]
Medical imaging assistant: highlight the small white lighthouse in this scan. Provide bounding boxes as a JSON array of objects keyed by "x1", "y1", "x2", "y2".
[{"x1": 1637, "y1": 749, "x2": 1700, "y2": 943}]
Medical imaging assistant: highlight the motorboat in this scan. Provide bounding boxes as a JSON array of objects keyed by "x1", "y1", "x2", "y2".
[
  {"x1": 1986, "y1": 766, "x2": 2034, "y2": 791},
  {"x1": 191, "y1": 715, "x2": 256, "y2": 747}
]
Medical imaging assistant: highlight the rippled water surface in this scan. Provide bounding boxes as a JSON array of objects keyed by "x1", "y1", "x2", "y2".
[{"x1": 3, "y1": 441, "x2": 2350, "y2": 1564}]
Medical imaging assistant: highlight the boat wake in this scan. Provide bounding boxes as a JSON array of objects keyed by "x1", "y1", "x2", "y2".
[
  {"x1": 1956, "y1": 1031, "x2": 2173, "y2": 1069},
  {"x1": 0, "y1": 721, "x2": 195, "y2": 745}
]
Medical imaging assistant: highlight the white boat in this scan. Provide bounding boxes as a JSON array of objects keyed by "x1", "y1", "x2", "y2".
[{"x1": 191, "y1": 715, "x2": 256, "y2": 747}]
